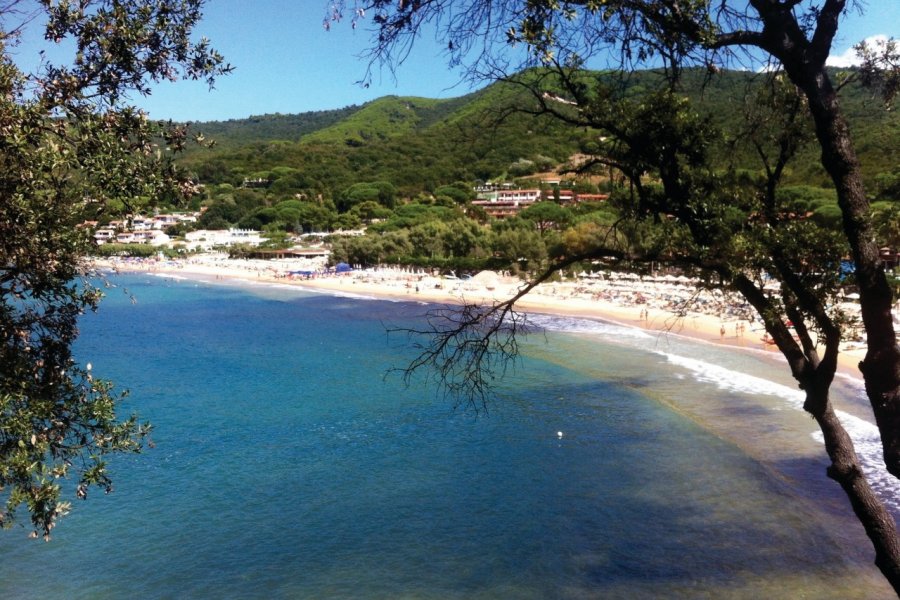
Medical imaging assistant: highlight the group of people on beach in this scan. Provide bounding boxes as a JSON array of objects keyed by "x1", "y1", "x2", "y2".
[{"x1": 95, "y1": 253, "x2": 870, "y2": 355}]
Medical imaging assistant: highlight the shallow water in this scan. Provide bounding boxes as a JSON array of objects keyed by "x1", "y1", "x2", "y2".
[{"x1": 0, "y1": 274, "x2": 894, "y2": 598}]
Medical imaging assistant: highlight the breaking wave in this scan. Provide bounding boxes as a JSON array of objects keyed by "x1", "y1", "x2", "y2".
[{"x1": 661, "y1": 351, "x2": 900, "y2": 512}]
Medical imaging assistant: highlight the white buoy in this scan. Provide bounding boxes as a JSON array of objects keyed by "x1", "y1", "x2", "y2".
[{"x1": 557, "y1": 431, "x2": 564, "y2": 439}]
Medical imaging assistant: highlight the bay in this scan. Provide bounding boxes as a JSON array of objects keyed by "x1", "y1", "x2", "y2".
[{"x1": 0, "y1": 273, "x2": 893, "y2": 598}]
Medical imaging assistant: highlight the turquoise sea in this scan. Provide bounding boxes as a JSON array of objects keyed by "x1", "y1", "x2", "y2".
[{"x1": 1, "y1": 272, "x2": 897, "y2": 598}]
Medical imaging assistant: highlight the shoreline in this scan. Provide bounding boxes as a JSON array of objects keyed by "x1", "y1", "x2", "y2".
[
  {"x1": 93, "y1": 254, "x2": 867, "y2": 382},
  {"x1": 90, "y1": 254, "x2": 900, "y2": 593},
  {"x1": 13, "y1": 262, "x2": 895, "y2": 598}
]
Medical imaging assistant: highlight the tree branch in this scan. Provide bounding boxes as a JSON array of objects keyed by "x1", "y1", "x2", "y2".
[
  {"x1": 389, "y1": 247, "x2": 630, "y2": 410},
  {"x1": 810, "y1": 0, "x2": 847, "y2": 67}
]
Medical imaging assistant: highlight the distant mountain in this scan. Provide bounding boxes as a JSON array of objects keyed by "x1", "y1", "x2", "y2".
[
  {"x1": 175, "y1": 68, "x2": 900, "y2": 198},
  {"x1": 183, "y1": 105, "x2": 362, "y2": 146},
  {"x1": 300, "y1": 94, "x2": 481, "y2": 146}
]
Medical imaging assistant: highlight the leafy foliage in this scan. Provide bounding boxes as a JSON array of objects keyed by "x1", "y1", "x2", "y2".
[
  {"x1": 178, "y1": 67, "x2": 899, "y2": 209},
  {"x1": 327, "y1": 2, "x2": 900, "y2": 592},
  {"x1": 0, "y1": 0, "x2": 228, "y2": 539}
]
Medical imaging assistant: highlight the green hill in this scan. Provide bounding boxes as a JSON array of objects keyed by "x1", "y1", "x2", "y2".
[
  {"x1": 184, "y1": 105, "x2": 361, "y2": 147},
  {"x1": 302, "y1": 95, "x2": 462, "y2": 145},
  {"x1": 176, "y1": 68, "x2": 900, "y2": 201}
]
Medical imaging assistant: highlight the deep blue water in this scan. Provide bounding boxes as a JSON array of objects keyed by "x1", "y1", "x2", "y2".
[{"x1": 0, "y1": 274, "x2": 894, "y2": 598}]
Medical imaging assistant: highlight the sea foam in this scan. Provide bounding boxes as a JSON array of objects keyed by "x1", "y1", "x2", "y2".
[
  {"x1": 150, "y1": 272, "x2": 190, "y2": 282},
  {"x1": 661, "y1": 352, "x2": 900, "y2": 512},
  {"x1": 527, "y1": 313, "x2": 653, "y2": 340}
]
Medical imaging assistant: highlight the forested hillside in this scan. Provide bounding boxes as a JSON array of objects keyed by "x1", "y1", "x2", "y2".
[
  {"x1": 177, "y1": 67, "x2": 899, "y2": 198},
  {"x1": 178, "y1": 80, "x2": 586, "y2": 197},
  {"x1": 139, "y1": 67, "x2": 900, "y2": 273}
]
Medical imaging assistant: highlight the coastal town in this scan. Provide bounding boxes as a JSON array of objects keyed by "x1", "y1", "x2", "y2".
[
  {"x1": 89, "y1": 172, "x2": 875, "y2": 365},
  {"x1": 6, "y1": 1, "x2": 900, "y2": 598}
]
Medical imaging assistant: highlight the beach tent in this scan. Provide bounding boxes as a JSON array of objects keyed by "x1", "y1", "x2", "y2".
[
  {"x1": 335, "y1": 262, "x2": 353, "y2": 273},
  {"x1": 840, "y1": 260, "x2": 855, "y2": 281},
  {"x1": 472, "y1": 270, "x2": 500, "y2": 290}
]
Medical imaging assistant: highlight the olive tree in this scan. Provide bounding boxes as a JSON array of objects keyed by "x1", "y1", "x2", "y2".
[
  {"x1": 0, "y1": 0, "x2": 228, "y2": 540},
  {"x1": 332, "y1": 0, "x2": 900, "y2": 592}
]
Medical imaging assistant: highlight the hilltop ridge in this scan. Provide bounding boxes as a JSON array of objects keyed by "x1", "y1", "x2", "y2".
[{"x1": 176, "y1": 68, "x2": 900, "y2": 199}]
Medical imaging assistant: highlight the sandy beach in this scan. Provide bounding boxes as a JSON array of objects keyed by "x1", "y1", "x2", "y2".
[
  {"x1": 15, "y1": 261, "x2": 896, "y2": 599},
  {"x1": 87, "y1": 252, "x2": 900, "y2": 597},
  {"x1": 92, "y1": 252, "x2": 869, "y2": 380}
]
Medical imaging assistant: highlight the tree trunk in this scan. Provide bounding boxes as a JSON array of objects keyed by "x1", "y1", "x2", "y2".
[
  {"x1": 808, "y1": 390, "x2": 900, "y2": 594},
  {"x1": 736, "y1": 265, "x2": 900, "y2": 591},
  {"x1": 782, "y1": 64, "x2": 900, "y2": 480}
]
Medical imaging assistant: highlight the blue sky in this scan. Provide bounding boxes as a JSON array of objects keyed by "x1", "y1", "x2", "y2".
[
  {"x1": 131, "y1": 0, "x2": 479, "y2": 122},
  {"x1": 11, "y1": 1, "x2": 900, "y2": 122}
]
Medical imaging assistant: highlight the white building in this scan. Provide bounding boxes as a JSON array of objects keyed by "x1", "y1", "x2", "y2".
[
  {"x1": 131, "y1": 217, "x2": 154, "y2": 231},
  {"x1": 184, "y1": 229, "x2": 264, "y2": 251},
  {"x1": 137, "y1": 230, "x2": 172, "y2": 246},
  {"x1": 153, "y1": 213, "x2": 198, "y2": 229},
  {"x1": 94, "y1": 229, "x2": 116, "y2": 243},
  {"x1": 496, "y1": 189, "x2": 541, "y2": 204},
  {"x1": 108, "y1": 230, "x2": 171, "y2": 246}
]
